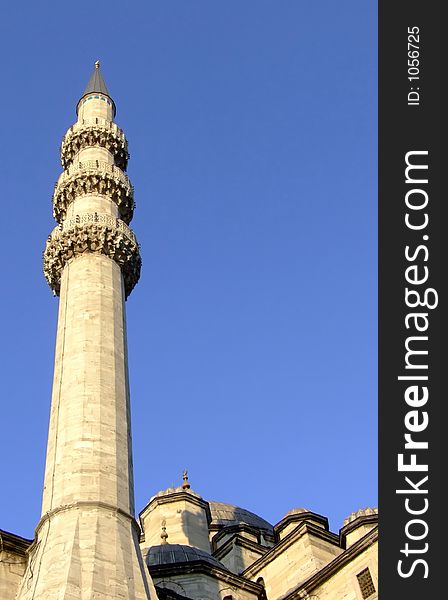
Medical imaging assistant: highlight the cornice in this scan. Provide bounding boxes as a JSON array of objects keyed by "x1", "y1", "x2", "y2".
[
  {"x1": 148, "y1": 560, "x2": 264, "y2": 595},
  {"x1": 278, "y1": 526, "x2": 378, "y2": 600},
  {"x1": 212, "y1": 523, "x2": 263, "y2": 547},
  {"x1": 274, "y1": 512, "x2": 329, "y2": 539},
  {"x1": 0, "y1": 529, "x2": 32, "y2": 556},
  {"x1": 139, "y1": 491, "x2": 212, "y2": 526},
  {"x1": 33, "y1": 501, "x2": 142, "y2": 539},
  {"x1": 242, "y1": 521, "x2": 340, "y2": 578},
  {"x1": 213, "y1": 533, "x2": 268, "y2": 563},
  {"x1": 155, "y1": 585, "x2": 195, "y2": 600},
  {"x1": 339, "y1": 513, "x2": 379, "y2": 548}
]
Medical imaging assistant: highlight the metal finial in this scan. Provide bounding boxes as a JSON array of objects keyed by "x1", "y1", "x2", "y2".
[
  {"x1": 161, "y1": 519, "x2": 168, "y2": 544},
  {"x1": 182, "y1": 469, "x2": 190, "y2": 490},
  {"x1": 95, "y1": 60, "x2": 100, "y2": 69}
]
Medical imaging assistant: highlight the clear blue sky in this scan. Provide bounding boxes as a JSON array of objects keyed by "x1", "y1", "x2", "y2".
[{"x1": 0, "y1": 1, "x2": 377, "y2": 539}]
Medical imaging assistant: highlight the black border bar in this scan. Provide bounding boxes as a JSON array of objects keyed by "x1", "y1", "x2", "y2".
[{"x1": 379, "y1": 2, "x2": 445, "y2": 596}]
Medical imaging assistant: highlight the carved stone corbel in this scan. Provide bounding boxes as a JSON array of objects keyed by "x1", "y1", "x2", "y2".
[
  {"x1": 43, "y1": 219, "x2": 141, "y2": 299},
  {"x1": 60, "y1": 125, "x2": 129, "y2": 170},
  {"x1": 53, "y1": 169, "x2": 135, "y2": 224}
]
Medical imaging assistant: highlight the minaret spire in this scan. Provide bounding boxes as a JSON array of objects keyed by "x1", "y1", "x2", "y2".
[
  {"x1": 78, "y1": 60, "x2": 116, "y2": 116},
  {"x1": 16, "y1": 65, "x2": 155, "y2": 600}
]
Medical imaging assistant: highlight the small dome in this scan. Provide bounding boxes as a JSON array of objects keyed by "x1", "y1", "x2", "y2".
[
  {"x1": 283, "y1": 508, "x2": 310, "y2": 518},
  {"x1": 274, "y1": 508, "x2": 328, "y2": 534},
  {"x1": 343, "y1": 507, "x2": 378, "y2": 526},
  {"x1": 149, "y1": 486, "x2": 202, "y2": 502},
  {"x1": 209, "y1": 501, "x2": 273, "y2": 532},
  {"x1": 145, "y1": 544, "x2": 225, "y2": 569}
]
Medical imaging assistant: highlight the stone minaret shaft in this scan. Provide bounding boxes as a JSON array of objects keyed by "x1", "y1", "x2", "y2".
[{"x1": 17, "y1": 63, "x2": 155, "y2": 600}]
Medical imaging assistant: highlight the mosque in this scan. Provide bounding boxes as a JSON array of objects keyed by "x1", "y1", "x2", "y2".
[{"x1": 0, "y1": 64, "x2": 378, "y2": 600}]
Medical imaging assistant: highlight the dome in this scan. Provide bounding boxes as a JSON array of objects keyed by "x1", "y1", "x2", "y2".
[
  {"x1": 145, "y1": 544, "x2": 225, "y2": 569},
  {"x1": 282, "y1": 508, "x2": 310, "y2": 518},
  {"x1": 209, "y1": 501, "x2": 273, "y2": 532},
  {"x1": 274, "y1": 507, "x2": 328, "y2": 535},
  {"x1": 149, "y1": 486, "x2": 202, "y2": 502}
]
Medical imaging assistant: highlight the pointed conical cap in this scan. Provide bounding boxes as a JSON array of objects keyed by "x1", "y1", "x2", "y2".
[
  {"x1": 77, "y1": 60, "x2": 116, "y2": 116},
  {"x1": 83, "y1": 60, "x2": 111, "y2": 96}
]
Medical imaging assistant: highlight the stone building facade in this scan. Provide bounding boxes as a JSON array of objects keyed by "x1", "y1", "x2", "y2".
[
  {"x1": 140, "y1": 476, "x2": 378, "y2": 600},
  {"x1": 0, "y1": 64, "x2": 377, "y2": 599},
  {"x1": 1, "y1": 475, "x2": 378, "y2": 600}
]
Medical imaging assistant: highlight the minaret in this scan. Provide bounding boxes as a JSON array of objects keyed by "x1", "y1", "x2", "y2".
[{"x1": 16, "y1": 62, "x2": 156, "y2": 600}]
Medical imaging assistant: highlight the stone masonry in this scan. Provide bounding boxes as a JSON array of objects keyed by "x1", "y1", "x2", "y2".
[{"x1": 15, "y1": 62, "x2": 157, "y2": 600}]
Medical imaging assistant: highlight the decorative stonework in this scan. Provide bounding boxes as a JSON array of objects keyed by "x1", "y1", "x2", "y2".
[
  {"x1": 43, "y1": 215, "x2": 141, "y2": 298},
  {"x1": 53, "y1": 160, "x2": 134, "y2": 224},
  {"x1": 61, "y1": 121, "x2": 129, "y2": 170},
  {"x1": 55, "y1": 211, "x2": 137, "y2": 243},
  {"x1": 26, "y1": 64, "x2": 157, "y2": 600},
  {"x1": 343, "y1": 507, "x2": 378, "y2": 526}
]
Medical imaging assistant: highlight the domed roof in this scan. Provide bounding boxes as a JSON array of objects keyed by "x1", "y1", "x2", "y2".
[
  {"x1": 145, "y1": 544, "x2": 225, "y2": 569},
  {"x1": 274, "y1": 507, "x2": 328, "y2": 534},
  {"x1": 209, "y1": 501, "x2": 273, "y2": 532},
  {"x1": 150, "y1": 486, "x2": 202, "y2": 501},
  {"x1": 343, "y1": 507, "x2": 378, "y2": 526},
  {"x1": 283, "y1": 508, "x2": 310, "y2": 518},
  {"x1": 148, "y1": 473, "x2": 202, "y2": 503}
]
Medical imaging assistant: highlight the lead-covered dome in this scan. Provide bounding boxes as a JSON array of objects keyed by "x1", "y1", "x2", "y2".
[
  {"x1": 145, "y1": 544, "x2": 226, "y2": 569},
  {"x1": 209, "y1": 501, "x2": 273, "y2": 532}
]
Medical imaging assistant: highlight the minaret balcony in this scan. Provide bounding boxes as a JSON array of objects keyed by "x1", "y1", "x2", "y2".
[
  {"x1": 61, "y1": 118, "x2": 129, "y2": 170},
  {"x1": 53, "y1": 160, "x2": 135, "y2": 224},
  {"x1": 43, "y1": 212, "x2": 141, "y2": 299}
]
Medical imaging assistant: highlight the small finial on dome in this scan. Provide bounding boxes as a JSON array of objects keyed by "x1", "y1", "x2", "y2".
[
  {"x1": 95, "y1": 60, "x2": 100, "y2": 69},
  {"x1": 182, "y1": 469, "x2": 191, "y2": 490},
  {"x1": 161, "y1": 519, "x2": 168, "y2": 544}
]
